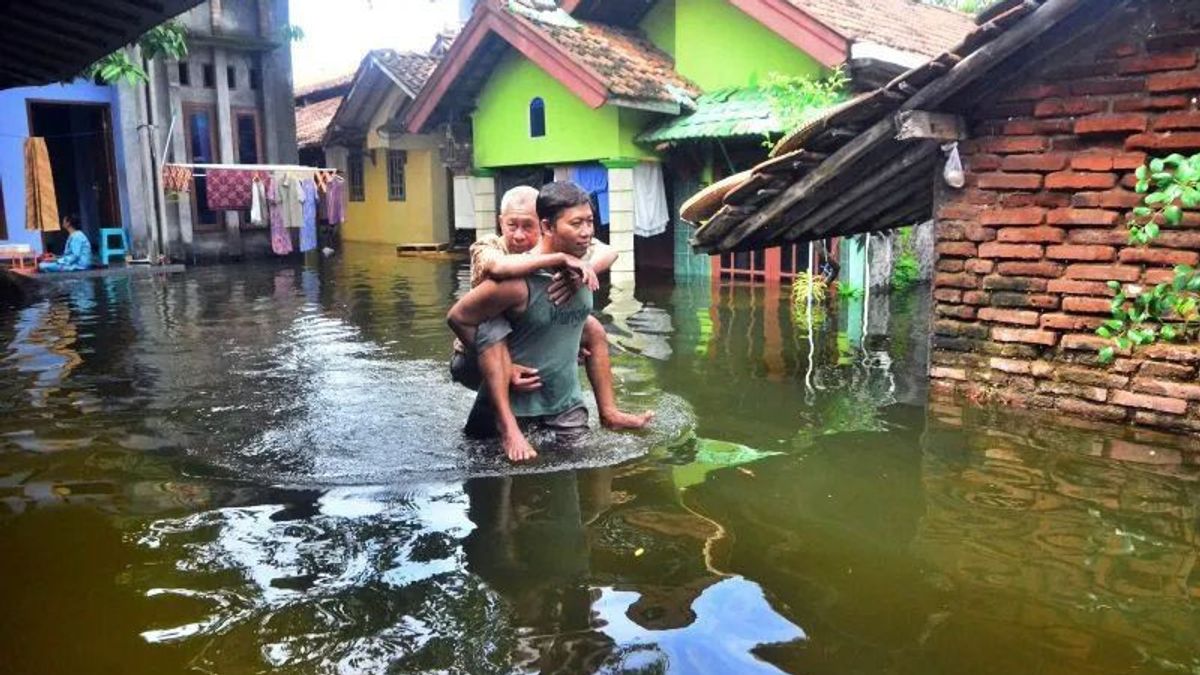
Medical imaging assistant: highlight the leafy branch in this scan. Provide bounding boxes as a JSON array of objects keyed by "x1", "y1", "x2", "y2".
[
  {"x1": 1097, "y1": 152, "x2": 1200, "y2": 363},
  {"x1": 760, "y1": 68, "x2": 849, "y2": 149},
  {"x1": 83, "y1": 20, "x2": 189, "y2": 85}
]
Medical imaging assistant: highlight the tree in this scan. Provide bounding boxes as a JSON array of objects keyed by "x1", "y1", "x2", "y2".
[{"x1": 84, "y1": 20, "x2": 189, "y2": 85}]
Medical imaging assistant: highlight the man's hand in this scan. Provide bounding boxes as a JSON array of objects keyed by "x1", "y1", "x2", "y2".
[
  {"x1": 561, "y1": 257, "x2": 600, "y2": 292},
  {"x1": 510, "y1": 364, "x2": 542, "y2": 392},
  {"x1": 548, "y1": 264, "x2": 598, "y2": 306}
]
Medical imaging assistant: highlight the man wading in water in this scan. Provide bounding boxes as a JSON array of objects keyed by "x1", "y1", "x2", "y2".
[{"x1": 448, "y1": 181, "x2": 652, "y2": 461}]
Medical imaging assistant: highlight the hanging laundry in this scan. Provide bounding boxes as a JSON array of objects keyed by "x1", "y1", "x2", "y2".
[
  {"x1": 267, "y1": 172, "x2": 293, "y2": 255},
  {"x1": 162, "y1": 164, "x2": 193, "y2": 193},
  {"x1": 570, "y1": 164, "x2": 609, "y2": 225},
  {"x1": 24, "y1": 137, "x2": 59, "y2": 232},
  {"x1": 250, "y1": 175, "x2": 268, "y2": 226},
  {"x1": 452, "y1": 176, "x2": 475, "y2": 230},
  {"x1": 206, "y1": 169, "x2": 255, "y2": 210},
  {"x1": 325, "y1": 176, "x2": 347, "y2": 225},
  {"x1": 633, "y1": 162, "x2": 669, "y2": 238},
  {"x1": 299, "y1": 178, "x2": 319, "y2": 253}
]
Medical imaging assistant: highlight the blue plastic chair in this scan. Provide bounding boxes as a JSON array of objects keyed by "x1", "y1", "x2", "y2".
[{"x1": 98, "y1": 228, "x2": 129, "y2": 266}]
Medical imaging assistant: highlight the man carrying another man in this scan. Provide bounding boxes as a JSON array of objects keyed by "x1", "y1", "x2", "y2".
[{"x1": 448, "y1": 182, "x2": 652, "y2": 462}]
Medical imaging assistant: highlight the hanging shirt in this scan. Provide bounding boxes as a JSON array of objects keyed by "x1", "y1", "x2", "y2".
[
  {"x1": 570, "y1": 164, "x2": 609, "y2": 225},
  {"x1": 633, "y1": 162, "x2": 669, "y2": 238},
  {"x1": 24, "y1": 137, "x2": 59, "y2": 232},
  {"x1": 299, "y1": 178, "x2": 318, "y2": 252},
  {"x1": 250, "y1": 177, "x2": 267, "y2": 226},
  {"x1": 276, "y1": 173, "x2": 304, "y2": 229},
  {"x1": 325, "y1": 177, "x2": 347, "y2": 225},
  {"x1": 267, "y1": 172, "x2": 293, "y2": 256}
]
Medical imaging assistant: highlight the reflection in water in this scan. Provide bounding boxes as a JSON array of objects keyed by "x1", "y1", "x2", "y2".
[{"x1": 0, "y1": 245, "x2": 1198, "y2": 674}]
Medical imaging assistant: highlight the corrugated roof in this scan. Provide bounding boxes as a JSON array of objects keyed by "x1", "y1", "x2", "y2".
[
  {"x1": 0, "y1": 0, "x2": 205, "y2": 90},
  {"x1": 639, "y1": 87, "x2": 839, "y2": 143},
  {"x1": 296, "y1": 96, "x2": 342, "y2": 149},
  {"x1": 789, "y1": 0, "x2": 977, "y2": 58}
]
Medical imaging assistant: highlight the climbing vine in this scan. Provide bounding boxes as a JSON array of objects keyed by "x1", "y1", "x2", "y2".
[{"x1": 1096, "y1": 152, "x2": 1200, "y2": 363}]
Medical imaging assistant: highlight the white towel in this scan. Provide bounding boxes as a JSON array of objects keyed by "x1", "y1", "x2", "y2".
[
  {"x1": 250, "y1": 179, "x2": 266, "y2": 225},
  {"x1": 453, "y1": 176, "x2": 476, "y2": 230},
  {"x1": 633, "y1": 162, "x2": 669, "y2": 238}
]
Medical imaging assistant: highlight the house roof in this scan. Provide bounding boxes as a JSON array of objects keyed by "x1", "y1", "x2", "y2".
[
  {"x1": 639, "y1": 87, "x2": 834, "y2": 144},
  {"x1": 295, "y1": 73, "x2": 354, "y2": 99},
  {"x1": 406, "y1": 0, "x2": 699, "y2": 133},
  {"x1": 788, "y1": 0, "x2": 977, "y2": 59},
  {"x1": 324, "y1": 49, "x2": 442, "y2": 146},
  {"x1": 0, "y1": 0, "x2": 205, "y2": 90},
  {"x1": 296, "y1": 96, "x2": 343, "y2": 150},
  {"x1": 686, "y1": 0, "x2": 1118, "y2": 253}
]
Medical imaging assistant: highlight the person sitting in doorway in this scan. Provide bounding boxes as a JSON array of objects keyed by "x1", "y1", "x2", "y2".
[
  {"x1": 448, "y1": 182, "x2": 653, "y2": 463},
  {"x1": 38, "y1": 215, "x2": 93, "y2": 273}
]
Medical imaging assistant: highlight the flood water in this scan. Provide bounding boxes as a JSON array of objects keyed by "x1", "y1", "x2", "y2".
[{"x1": 2, "y1": 245, "x2": 1199, "y2": 674}]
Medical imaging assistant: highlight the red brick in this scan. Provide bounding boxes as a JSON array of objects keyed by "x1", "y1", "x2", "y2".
[
  {"x1": 980, "y1": 207, "x2": 1045, "y2": 226},
  {"x1": 964, "y1": 258, "x2": 995, "y2": 275},
  {"x1": 1118, "y1": 51, "x2": 1199, "y2": 74},
  {"x1": 937, "y1": 259, "x2": 964, "y2": 273},
  {"x1": 1111, "y1": 390, "x2": 1188, "y2": 415},
  {"x1": 992, "y1": 327, "x2": 1059, "y2": 346},
  {"x1": 1155, "y1": 231, "x2": 1200, "y2": 248},
  {"x1": 937, "y1": 204, "x2": 980, "y2": 220},
  {"x1": 1069, "y1": 153, "x2": 1115, "y2": 172},
  {"x1": 937, "y1": 303, "x2": 976, "y2": 319},
  {"x1": 1065, "y1": 264, "x2": 1142, "y2": 281},
  {"x1": 1154, "y1": 111, "x2": 1200, "y2": 131},
  {"x1": 937, "y1": 241, "x2": 977, "y2": 258},
  {"x1": 992, "y1": 292, "x2": 1059, "y2": 309},
  {"x1": 1133, "y1": 378, "x2": 1200, "y2": 401},
  {"x1": 1039, "y1": 380, "x2": 1110, "y2": 403},
  {"x1": 935, "y1": 272, "x2": 978, "y2": 289},
  {"x1": 1034, "y1": 118, "x2": 1074, "y2": 134},
  {"x1": 962, "y1": 291, "x2": 990, "y2": 305},
  {"x1": 963, "y1": 225, "x2": 997, "y2": 242},
  {"x1": 1142, "y1": 343, "x2": 1200, "y2": 364},
  {"x1": 1001, "y1": 193, "x2": 1037, "y2": 208},
  {"x1": 978, "y1": 242, "x2": 1043, "y2": 259},
  {"x1": 1046, "y1": 244, "x2": 1117, "y2": 261},
  {"x1": 1112, "y1": 152, "x2": 1149, "y2": 170},
  {"x1": 933, "y1": 288, "x2": 962, "y2": 303},
  {"x1": 978, "y1": 307, "x2": 1041, "y2": 326},
  {"x1": 967, "y1": 154, "x2": 1003, "y2": 171},
  {"x1": 1070, "y1": 77, "x2": 1146, "y2": 96},
  {"x1": 1033, "y1": 191, "x2": 1073, "y2": 208},
  {"x1": 1126, "y1": 132, "x2": 1200, "y2": 151},
  {"x1": 1062, "y1": 333, "x2": 1120, "y2": 352},
  {"x1": 930, "y1": 366, "x2": 968, "y2": 381},
  {"x1": 1070, "y1": 189, "x2": 1143, "y2": 209},
  {"x1": 995, "y1": 261, "x2": 1064, "y2": 278},
  {"x1": 1143, "y1": 269, "x2": 1177, "y2": 284},
  {"x1": 1047, "y1": 279, "x2": 1114, "y2": 295},
  {"x1": 1112, "y1": 94, "x2": 1191, "y2": 112},
  {"x1": 1119, "y1": 248, "x2": 1200, "y2": 266},
  {"x1": 1001, "y1": 120, "x2": 1039, "y2": 135},
  {"x1": 1034, "y1": 97, "x2": 1104, "y2": 118},
  {"x1": 1000, "y1": 153, "x2": 1069, "y2": 172},
  {"x1": 976, "y1": 101, "x2": 1037, "y2": 119},
  {"x1": 1045, "y1": 172, "x2": 1118, "y2": 190},
  {"x1": 975, "y1": 136, "x2": 1049, "y2": 154},
  {"x1": 1139, "y1": 361, "x2": 1196, "y2": 381},
  {"x1": 990, "y1": 357, "x2": 1032, "y2": 374},
  {"x1": 1067, "y1": 229, "x2": 1129, "y2": 245},
  {"x1": 1041, "y1": 313, "x2": 1104, "y2": 331},
  {"x1": 1062, "y1": 296, "x2": 1115, "y2": 314},
  {"x1": 979, "y1": 172, "x2": 1044, "y2": 191},
  {"x1": 1057, "y1": 398, "x2": 1128, "y2": 422},
  {"x1": 997, "y1": 226, "x2": 1065, "y2": 243},
  {"x1": 1074, "y1": 113, "x2": 1149, "y2": 135},
  {"x1": 1147, "y1": 71, "x2": 1200, "y2": 92},
  {"x1": 984, "y1": 275, "x2": 1048, "y2": 292},
  {"x1": 938, "y1": 221, "x2": 966, "y2": 241},
  {"x1": 1002, "y1": 83, "x2": 1068, "y2": 101}
]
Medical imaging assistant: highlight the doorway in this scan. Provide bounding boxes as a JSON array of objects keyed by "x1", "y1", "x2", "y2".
[{"x1": 27, "y1": 101, "x2": 121, "y2": 256}]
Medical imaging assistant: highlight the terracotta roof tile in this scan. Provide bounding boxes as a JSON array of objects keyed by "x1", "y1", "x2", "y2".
[
  {"x1": 294, "y1": 73, "x2": 353, "y2": 99},
  {"x1": 523, "y1": 14, "x2": 699, "y2": 104},
  {"x1": 371, "y1": 49, "x2": 441, "y2": 97},
  {"x1": 295, "y1": 96, "x2": 342, "y2": 149},
  {"x1": 790, "y1": 0, "x2": 976, "y2": 57}
]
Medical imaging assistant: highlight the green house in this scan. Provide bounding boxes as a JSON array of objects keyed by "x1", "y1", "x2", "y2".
[{"x1": 406, "y1": 0, "x2": 972, "y2": 283}]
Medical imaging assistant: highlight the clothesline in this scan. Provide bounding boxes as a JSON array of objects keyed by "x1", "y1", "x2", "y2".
[{"x1": 165, "y1": 162, "x2": 339, "y2": 172}]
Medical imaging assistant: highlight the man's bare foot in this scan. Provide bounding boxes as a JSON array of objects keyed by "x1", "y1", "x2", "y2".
[
  {"x1": 501, "y1": 431, "x2": 538, "y2": 462},
  {"x1": 600, "y1": 409, "x2": 655, "y2": 430}
]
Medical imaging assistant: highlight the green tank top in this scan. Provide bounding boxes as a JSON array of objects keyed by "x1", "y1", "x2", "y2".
[{"x1": 498, "y1": 273, "x2": 593, "y2": 418}]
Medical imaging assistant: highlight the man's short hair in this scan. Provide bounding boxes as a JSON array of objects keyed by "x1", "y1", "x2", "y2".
[
  {"x1": 499, "y1": 185, "x2": 538, "y2": 216},
  {"x1": 537, "y1": 181, "x2": 592, "y2": 228}
]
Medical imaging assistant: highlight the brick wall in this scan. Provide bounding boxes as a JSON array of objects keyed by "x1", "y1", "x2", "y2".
[{"x1": 930, "y1": 0, "x2": 1200, "y2": 434}]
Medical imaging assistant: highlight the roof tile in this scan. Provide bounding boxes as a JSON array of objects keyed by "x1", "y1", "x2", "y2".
[
  {"x1": 295, "y1": 96, "x2": 342, "y2": 149},
  {"x1": 790, "y1": 0, "x2": 976, "y2": 57}
]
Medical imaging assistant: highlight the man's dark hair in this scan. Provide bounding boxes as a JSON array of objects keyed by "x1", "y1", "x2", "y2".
[
  {"x1": 63, "y1": 214, "x2": 79, "y2": 229},
  {"x1": 536, "y1": 181, "x2": 591, "y2": 229}
]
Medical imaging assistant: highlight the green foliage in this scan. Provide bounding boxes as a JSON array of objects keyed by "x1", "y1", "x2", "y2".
[
  {"x1": 280, "y1": 24, "x2": 306, "y2": 43},
  {"x1": 919, "y1": 0, "x2": 1000, "y2": 12},
  {"x1": 82, "y1": 20, "x2": 189, "y2": 85},
  {"x1": 760, "y1": 69, "x2": 849, "y2": 148},
  {"x1": 837, "y1": 283, "x2": 864, "y2": 300},
  {"x1": 1096, "y1": 152, "x2": 1200, "y2": 363},
  {"x1": 891, "y1": 226, "x2": 922, "y2": 291},
  {"x1": 791, "y1": 271, "x2": 828, "y2": 324}
]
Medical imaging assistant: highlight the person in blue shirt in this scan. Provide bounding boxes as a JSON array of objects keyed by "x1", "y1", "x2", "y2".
[{"x1": 38, "y1": 215, "x2": 93, "y2": 273}]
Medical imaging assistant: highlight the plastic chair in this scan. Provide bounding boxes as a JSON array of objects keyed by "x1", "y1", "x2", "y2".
[{"x1": 98, "y1": 228, "x2": 128, "y2": 266}]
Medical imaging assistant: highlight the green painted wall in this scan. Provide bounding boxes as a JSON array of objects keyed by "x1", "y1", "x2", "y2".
[
  {"x1": 640, "y1": 0, "x2": 676, "y2": 57},
  {"x1": 662, "y1": 0, "x2": 823, "y2": 90},
  {"x1": 473, "y1": 52, "x2": 652, "y2": 168}
]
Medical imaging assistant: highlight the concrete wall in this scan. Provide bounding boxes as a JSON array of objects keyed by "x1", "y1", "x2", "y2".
[
  {"x1": 0, "y1": 80, "x2": 134, "y2": 255},
  {"x1": 335, "y1": 137, "x2": 451, "y2": 246},
  {"x1": 929, "y1": 0, "x2": 1200, "y2": 434}
]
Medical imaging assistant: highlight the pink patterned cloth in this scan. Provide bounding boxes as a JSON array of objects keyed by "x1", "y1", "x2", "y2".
[
  {"x1": 267, "y1": 173, "x2": 293, "y2": 255},
  {"x1": 205, "y1": 169, "x2": 255, "y2": 210}
]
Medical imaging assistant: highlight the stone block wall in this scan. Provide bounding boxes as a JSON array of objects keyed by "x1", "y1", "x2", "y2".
[{"x1": 929, "y1": 0, "x2": 1200, "y2": 434}]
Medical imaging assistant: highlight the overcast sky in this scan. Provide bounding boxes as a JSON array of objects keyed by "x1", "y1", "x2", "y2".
[{"x1": 290, "y1": 0, "x2": 461, "y2": 87}]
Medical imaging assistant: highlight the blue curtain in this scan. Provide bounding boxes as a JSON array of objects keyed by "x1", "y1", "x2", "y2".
[{"x1": 569, "y1": 164, "x2": 608, "y2": 225}]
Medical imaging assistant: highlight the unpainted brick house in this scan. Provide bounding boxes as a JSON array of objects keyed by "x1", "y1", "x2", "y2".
[{"x1": 686, "y1": 0, "x2": 1200, "y2": 434}]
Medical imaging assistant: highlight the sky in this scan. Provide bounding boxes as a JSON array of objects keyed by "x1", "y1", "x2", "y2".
[{"x1": 289, "y1": 0, "x2": 461, "y2": 87}]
